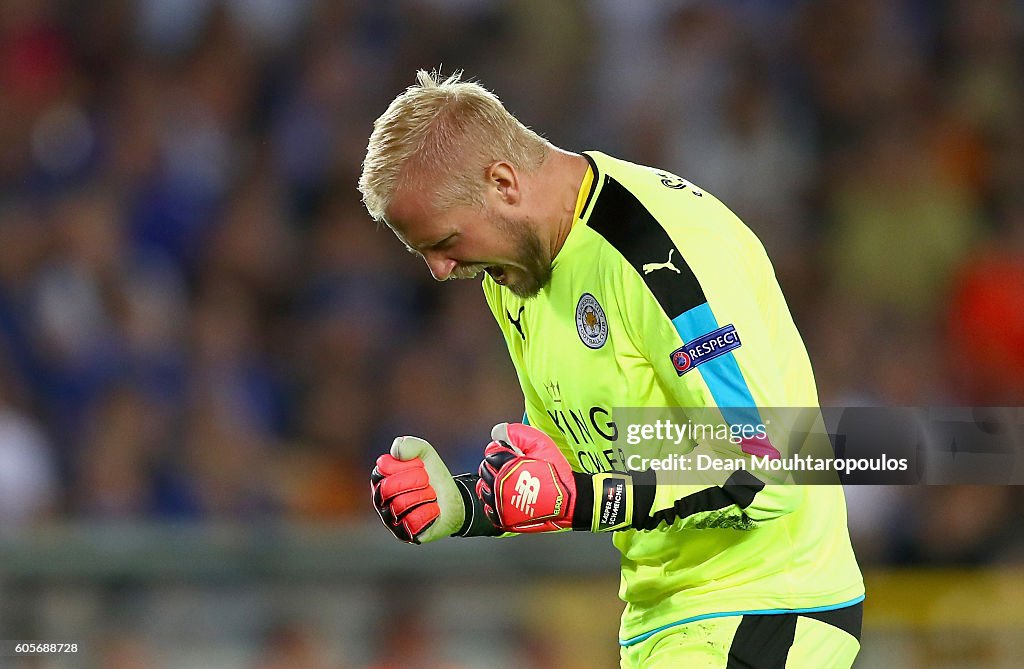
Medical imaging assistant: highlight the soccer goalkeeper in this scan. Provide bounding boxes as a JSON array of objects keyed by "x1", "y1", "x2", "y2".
[{"x1": 360, "y1": 71, "x2": 864, "y2": 668}]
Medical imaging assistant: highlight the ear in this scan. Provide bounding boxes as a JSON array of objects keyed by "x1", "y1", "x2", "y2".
[{"x1": 486, "y1": 161, "x2": 520, "y2": 205}]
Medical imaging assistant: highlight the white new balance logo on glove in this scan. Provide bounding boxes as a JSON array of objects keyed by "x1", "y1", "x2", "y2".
[{"x1": 511, "y1": 470, "x2": 541, "y2": 515}]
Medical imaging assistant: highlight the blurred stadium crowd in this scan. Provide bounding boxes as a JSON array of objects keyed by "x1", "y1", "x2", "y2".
[{"x1": 1, "y1": 0, "x2": 1023, "y2": 573}]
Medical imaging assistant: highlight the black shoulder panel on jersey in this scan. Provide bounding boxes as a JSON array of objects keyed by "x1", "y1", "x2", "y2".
[
  {"x1": 635, "y1": 469, "x2": 765, "y2": 531},
  {"x1": 580, "y1": 153, "x2": 599, "y2": 219},
  {"x1": 586, "y1": 176, "x2": 706, "y2": 318}
]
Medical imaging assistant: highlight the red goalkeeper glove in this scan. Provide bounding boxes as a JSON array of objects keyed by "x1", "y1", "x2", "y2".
[
  {"x1": 371, "y1": 436, "x2": 503, "y2": 544},
  {"x1": 370, "y1": 436, "x2": 465, "y2": 544},
  {"x1": 476, "y1": 423, "x2": 648, "y2": 533}
]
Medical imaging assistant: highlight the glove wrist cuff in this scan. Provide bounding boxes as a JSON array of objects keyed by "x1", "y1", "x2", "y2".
[
  {"x1": 570, "y1": 472, "x2": 595, "y2": 530},
  {"x1": 571, "y1": 470, "x2": 658, "y2": 532},
  {"x1": 452, "y1": 474, "x2": 503, "y2": 537}
]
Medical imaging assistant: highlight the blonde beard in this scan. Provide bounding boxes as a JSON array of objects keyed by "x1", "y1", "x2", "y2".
[{"x1": 491, "y1": 213, "x2": 552, "y2": 298}]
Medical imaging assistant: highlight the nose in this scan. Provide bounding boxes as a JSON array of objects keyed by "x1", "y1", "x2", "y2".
[{"x1": 424, "y1": 252, "x2": 457, "y2": 281}]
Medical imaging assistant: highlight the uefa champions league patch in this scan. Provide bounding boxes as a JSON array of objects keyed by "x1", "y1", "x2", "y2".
[
  {"x1": 670, "y1": 324, "x2": 741, "y2": 375},
  {"x1": 576, "y1": 293, "x2": 608, "y2": 349}
]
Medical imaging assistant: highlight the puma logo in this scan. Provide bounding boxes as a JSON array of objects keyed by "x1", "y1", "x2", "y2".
[
  {"x1": 642, "y1": 249, "x2": 681, "y2": 275},
  {"x1": 507, "y1": 306, "x2": 525, "y2": 340}
]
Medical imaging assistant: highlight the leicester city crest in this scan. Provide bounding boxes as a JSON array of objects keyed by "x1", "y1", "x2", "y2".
[{"x1": 576, "y1": 293, "x2": 608, "y2": 349}]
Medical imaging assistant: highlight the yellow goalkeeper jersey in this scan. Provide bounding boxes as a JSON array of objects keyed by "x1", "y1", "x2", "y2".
[{"x1": 482, "y1": 151, "x2": 864, "y2": 646}]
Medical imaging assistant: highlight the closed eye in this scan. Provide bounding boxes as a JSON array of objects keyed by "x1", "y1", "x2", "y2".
[
  {"x1": 431, "y1": 233, "x2": 457, "y2": 251},
  {"x1": 416, "y1": 233, "x2": 457, "y2": 254},
  {"x1": 404, "y1": 233, "x2": 457, "y2": 258}
]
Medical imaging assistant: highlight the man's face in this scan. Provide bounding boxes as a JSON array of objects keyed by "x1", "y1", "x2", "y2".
[{"x1": 385, "y1": 187, "x2": 552, "y2": 298}]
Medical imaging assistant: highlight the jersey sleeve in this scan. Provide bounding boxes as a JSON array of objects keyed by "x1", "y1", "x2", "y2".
[
  {"x1": 620, "y1": 286, "x2": 804, "y2": 530},
  {"x1": 591, "y1": 176, "x2": 808, "y2": 531}
]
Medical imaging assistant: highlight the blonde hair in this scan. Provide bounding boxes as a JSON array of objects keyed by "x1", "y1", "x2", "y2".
[{"x1": 358, "y1": 69, "x2": 549, "y2": 222}]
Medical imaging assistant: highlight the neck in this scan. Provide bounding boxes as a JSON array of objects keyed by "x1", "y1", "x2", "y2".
[{"x1": 537, "y1": 148, "x2": 590, "y2": 262}]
